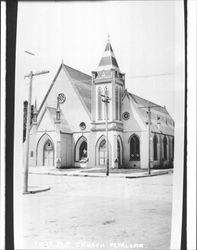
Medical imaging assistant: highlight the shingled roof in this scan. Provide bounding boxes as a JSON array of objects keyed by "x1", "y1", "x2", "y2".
[
  {"x1": 128, "y1": 92, "x2": 174, "y2": 136},
  {"x1": 129, "y1": 93, "x2": 169, "y2": 115},
  {"x1": 97, "y1": 41, "x2": 120, "y2": 72},
  {"x1": 63, "y1": 64, "x2": 91, "y2": 113}
]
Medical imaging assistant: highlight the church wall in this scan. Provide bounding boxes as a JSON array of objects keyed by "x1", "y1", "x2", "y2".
[
  {"x1": 60, "y1": 133, "x2": 73, "y2": 167},
  {"x1": 121, "y1": 95, "x2": 149, "y2": 168},
  {"x1": 121, "y1": 95, "x2": 141, "y2": 132},
  {"x1": 72, "y1": 132, "x2": 90, "y2": 167},
  {"x1": 28, "y1": 130, "x2": 58, "y2": 166},
  {"x1": 88, "y1": 130, "x2": 115, "y2": 168},
  {"x1": 150, "y1": 133, "x2": 174, "y2": 168},
  {"x1": 122, "y1": 131, "x2": 148, "y2": 169},
  {"x1": 38, "y1": 67, "x2": 91, "y2": 133},
  {"x1": 37, "y1": 110, "x2": 55, "y2": 132}
]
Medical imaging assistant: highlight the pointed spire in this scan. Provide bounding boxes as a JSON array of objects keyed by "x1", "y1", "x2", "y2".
[{"x1": 97, "y1": 35, "x2": 120, "y2": 72}]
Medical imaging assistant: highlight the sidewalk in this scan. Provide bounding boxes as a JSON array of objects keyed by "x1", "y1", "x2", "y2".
[{"x1": 29, "y1": 166, "x2": 173, "y2": 178}]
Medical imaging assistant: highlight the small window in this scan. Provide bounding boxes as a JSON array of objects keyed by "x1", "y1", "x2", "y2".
[{"x1": 30, "y1": 151, "x2": 33, "y2": 157}]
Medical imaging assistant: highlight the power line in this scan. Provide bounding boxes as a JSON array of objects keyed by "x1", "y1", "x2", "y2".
[{"x1": 125, "y1": 72, "x2": 174, "y2": 79}]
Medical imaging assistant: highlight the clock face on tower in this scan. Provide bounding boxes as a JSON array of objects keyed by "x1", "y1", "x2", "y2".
[{"x1": 57, "y1": 93, "x2": 66, "y2": 104}]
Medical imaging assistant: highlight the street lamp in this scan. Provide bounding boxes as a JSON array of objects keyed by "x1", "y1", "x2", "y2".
[
  {"x1": 23, "y1": 70, "x2": 49, "y2": 194},
  {"x1": 101, "y1": 94, "x2": 111, "y2": 176}
]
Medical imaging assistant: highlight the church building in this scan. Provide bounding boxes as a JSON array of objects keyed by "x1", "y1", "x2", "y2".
[{"x1": 28, "y1": 40, "x2": 174, "y2": 169}]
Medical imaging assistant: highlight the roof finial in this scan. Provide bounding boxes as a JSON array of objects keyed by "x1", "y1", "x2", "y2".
[
  {"x1": 107, "y1": 32, "x2": 110, "y2": 43},
  {"x1": 61, "y1": 59, "x2": 64, "y2": 64}
]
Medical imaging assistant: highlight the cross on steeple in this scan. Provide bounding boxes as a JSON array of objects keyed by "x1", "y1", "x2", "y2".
[{"x1": 107, "y1": 32, "x2": 110, "y2": 43}]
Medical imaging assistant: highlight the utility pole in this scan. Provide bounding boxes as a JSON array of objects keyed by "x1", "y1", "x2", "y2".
[
  {"x1": 23, "y1": 70, "x2": 49, "y2": 193},
  {"x1": 101, "y1": 94, "x2": 111, "y2": 176},
  {"x1": 148, "y1": 106, "x2": 151, "y2": 175},
  {"x1": 138, "y1": 105, "x2": 160, "y2": 175}
]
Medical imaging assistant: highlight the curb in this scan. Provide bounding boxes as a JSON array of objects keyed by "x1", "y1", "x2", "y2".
[
  {"x1": 23, "y1": 186, "x2": 51, "y2": 194},
  {"x1": 125, "y1": 171, "x2": 170, "y2": 179},
  {"x1": 29, "y1": 170, "x2": 172, "y2": 179}
]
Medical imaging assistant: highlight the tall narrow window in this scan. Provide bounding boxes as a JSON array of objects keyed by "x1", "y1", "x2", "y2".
[
  {"x1": 119, "y1": 88, "x2": 122, "y2": 120},
  {"x1": 172, "y1": 137, "x2": 174, "y2": 160},
  {"x1": 79, "y1": 141, "x2": 87, "y2": 160},
  {"x1": 115, "y1": 87, "x2": 118, "y2": 120},
  {"x1": 153, "y1": 134, "x2": 158, "y2": 160},
  {"x1": 163, "y1": 136, "x2": 167, "y2": 160},
  {"x1": 130, "y1": 135, "x2": 140, "y2": 161},
  {"x1": 104, "y1": 87, "x2": 109, "y2": 120},
  {"x1": 98, "y1": 87, "x2": 102, "y2": 120}
]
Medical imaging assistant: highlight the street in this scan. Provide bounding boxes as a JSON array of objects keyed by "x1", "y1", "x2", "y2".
[{"x1": 21, "y1": 173, "x2": 173, "y2": 249}]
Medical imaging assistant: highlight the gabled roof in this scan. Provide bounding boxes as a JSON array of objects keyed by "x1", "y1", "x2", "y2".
[
  {"x1": 128, "y1": 92, "x2": 174, "y2": 136},
  {"x1": 97, "y1": 41, "x2": 120, "y2": 72},
  {"x1": 129, "y1": 93, "x2": 169, "y2": 115},
  {"x1": 63, "y1": 64, "x2": 91, "y2": 113}
]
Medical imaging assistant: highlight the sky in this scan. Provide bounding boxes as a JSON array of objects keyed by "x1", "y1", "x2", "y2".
[{"x1": 16, "y1": 0, "x2": 185, "y2": 119}]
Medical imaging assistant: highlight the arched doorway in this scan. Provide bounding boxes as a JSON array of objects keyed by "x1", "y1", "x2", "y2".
[
  {"x1": 36, "y1": 133, "x2": 55, "y2": 166},
  {"x1": 43, "y1": 139, "x2": 54, "y2": 166},
  {"x1": 99, "y1": 139, "x2": 106, "y2": 166},
  {"x1": 75, "y1": 136, "x2": 88, "y2": 162},
  {"x1": 79, "y1": 141, "x2": 87, "y2": 160},
  {"x1": 95, "y1": 135, "x2": 112, "y2": 167}
]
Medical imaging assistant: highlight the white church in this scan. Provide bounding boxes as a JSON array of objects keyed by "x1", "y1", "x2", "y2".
[{"x1": 27, "y1": 40, "x2": 174, "y2": 170}]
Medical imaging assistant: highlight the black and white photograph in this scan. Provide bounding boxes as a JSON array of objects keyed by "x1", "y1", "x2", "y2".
[{"x1": 2, "y1": 0, "x2": 196, "y2": 250}]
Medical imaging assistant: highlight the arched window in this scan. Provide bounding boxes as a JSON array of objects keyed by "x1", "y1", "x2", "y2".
[
  {"x1": 130, "y1": 135, "x2": 140, "y2": 161},
  {"x1": 79, "y1": 141, "x2": 87, "y2": 160},
  {"x1": 44, "y1": 140, "x2": 53, "y2": 151},
  {"x1": 153, "y1": 134, "x2": 158, "y2": 160},
  {"x1": 119, "y1": 88, "x2": 122, "y2": 120},
  {"x1": 163, "y1": 136, "x2": 167, "y2": 160},
  {"x1": 98, "y1": 87, "x2": 102, "y2": 120},
  {"x1": 104, "y1": 87, "x2": 109, "y2": 120}
]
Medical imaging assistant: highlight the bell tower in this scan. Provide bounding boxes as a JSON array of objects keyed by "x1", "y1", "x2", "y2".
[{"x1": 91, "y1": 37, "x2": 125, "y2": 131}]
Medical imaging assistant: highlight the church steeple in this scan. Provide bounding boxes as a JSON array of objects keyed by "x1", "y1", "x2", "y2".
[
  {"x1": 97, "y1": 38, "x2": 120, "y2": 73},
  {"x1": 91, "y1": 37, "x2": 125, "y2": 124}
]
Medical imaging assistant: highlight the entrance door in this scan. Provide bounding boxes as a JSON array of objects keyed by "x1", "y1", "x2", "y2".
[
  {"x1": 43, "y1": 140, "x2": 54, "y2": 166},
  {"x1": 99, "y1": 140, "x2": 106, "y2": 166}
]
